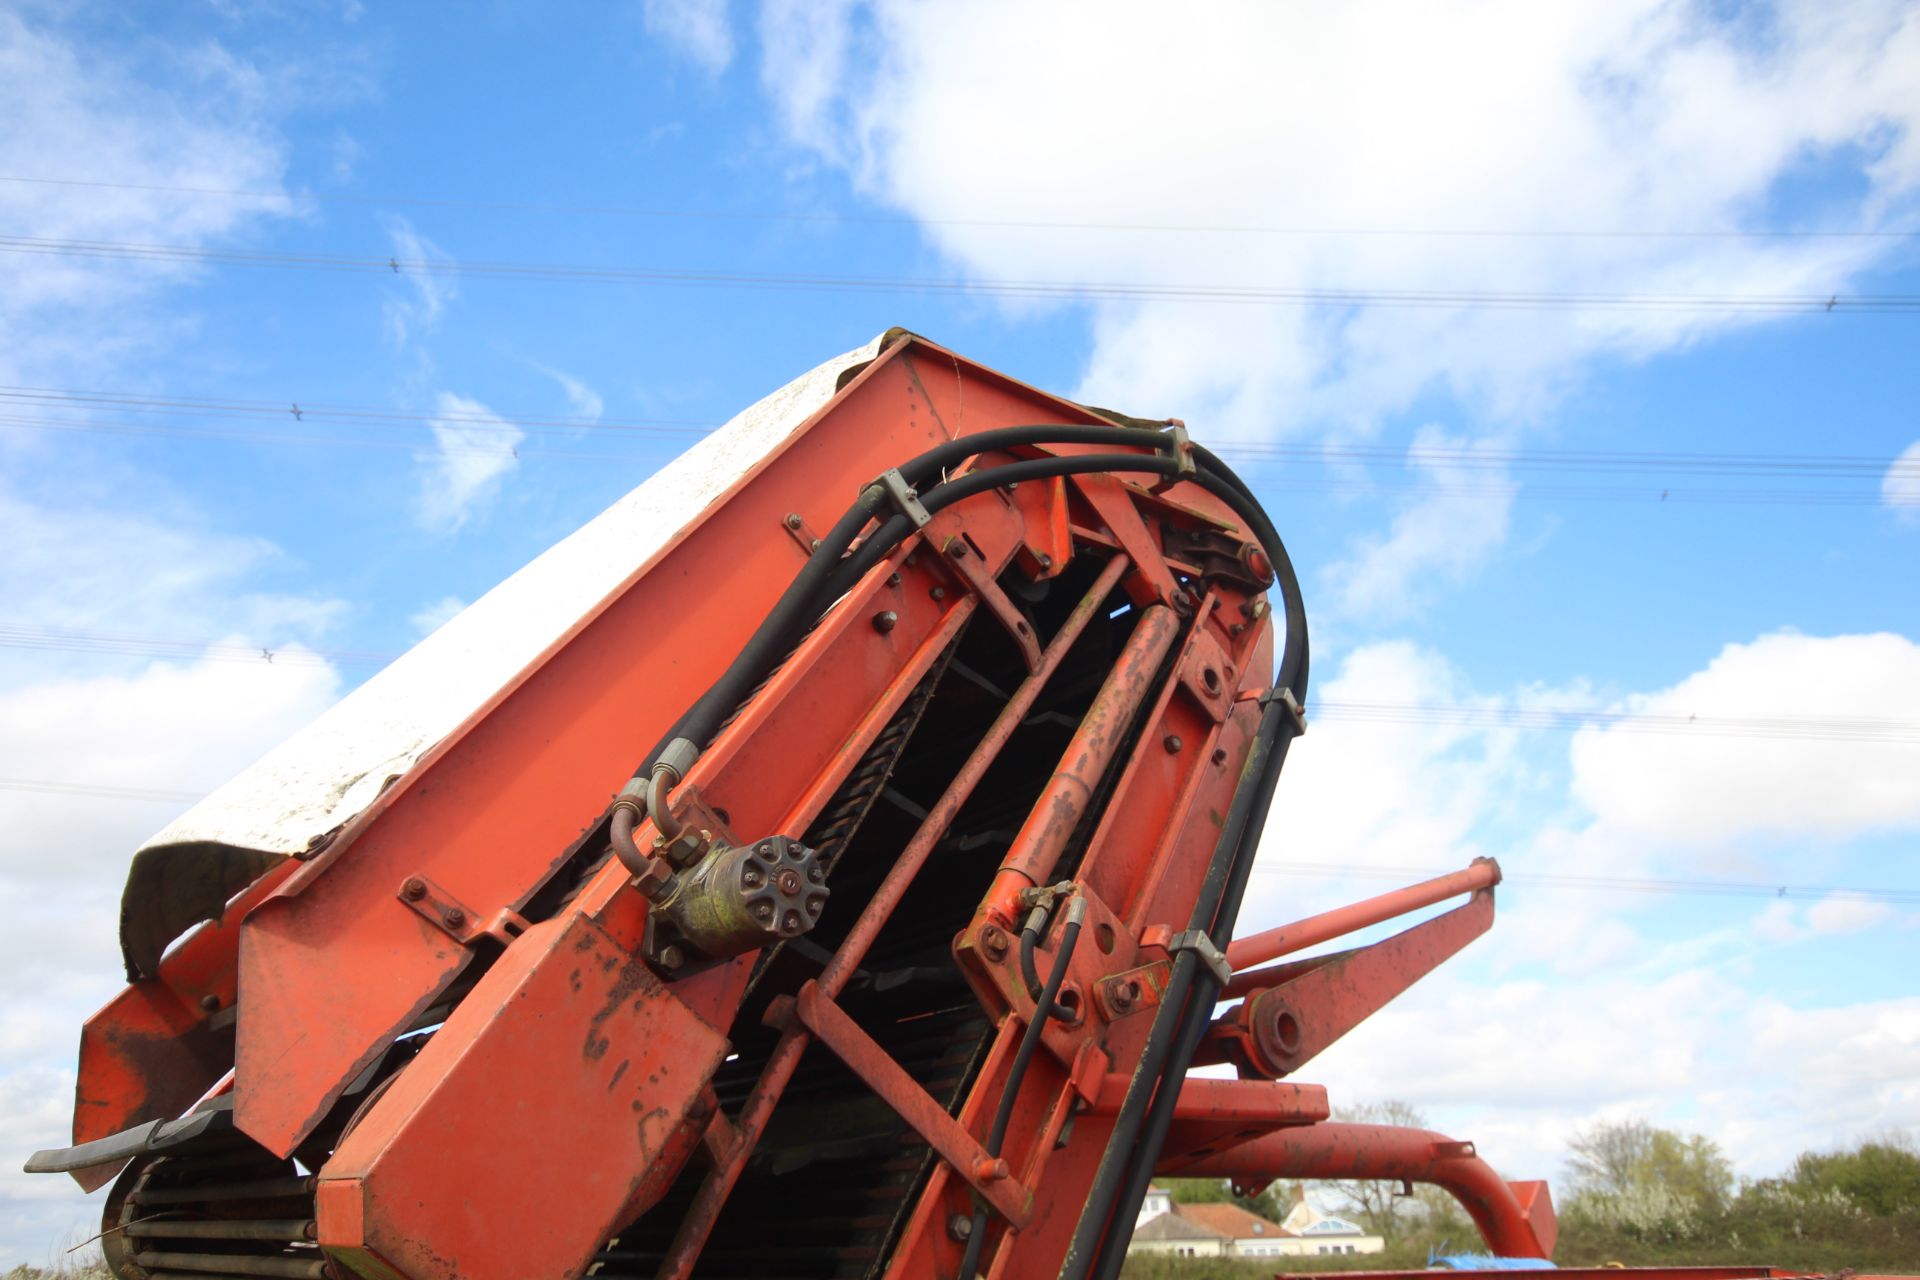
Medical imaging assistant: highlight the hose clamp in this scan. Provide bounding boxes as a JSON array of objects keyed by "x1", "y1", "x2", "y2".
[
  {"x1": 876, "y1": 467, "x2": 932, "y2": 528},
  {"x1": 1165, "y1": 929, "x2": 1233, "y2": 988},
  {"x1": 1162, "y1": 421, "x2": 1196, "y2": 476}
]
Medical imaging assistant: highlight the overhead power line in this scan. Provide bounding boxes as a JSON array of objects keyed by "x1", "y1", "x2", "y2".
[
  {"x1": 5, "y1": 233, "x2": 1920, "y2": 314},
  {"x1": 0, "y1": 412, "x2": 1904, "y2": 506},
  {"x1": 0, "y1": 386, "x2": 1912, "y2": 508},
  {"x1": 3, "y1": 172, "x2": 1915, "y2": 242},
  {"x1": 1254, "y1": 860, "x2": 1920, "y2": 906},
  {"x1": 5, "y1": 623, "x2": 1917, "y2": 743}
]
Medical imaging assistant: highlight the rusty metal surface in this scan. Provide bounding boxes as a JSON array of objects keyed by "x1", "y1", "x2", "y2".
[
  {"x1": 316, "y1": 914, "x2": 727, "y2": 1280},
  {"x1": 49, "y1": 335, "x2": 1563, "y2": 1280},
  {"x1": 1207, "y1": 889, "x2": 1496, "y2": 1078},
  {"x1": 1172, "y1": 1122, "x2": 1558, "y2": 1259}
]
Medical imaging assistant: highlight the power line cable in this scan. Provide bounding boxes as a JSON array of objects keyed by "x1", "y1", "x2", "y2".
[
  {"x1": 6, "y1": 233, "x2": 1920, "y2": 313},
  {"x1": 0, "y1": 413, "x2": 1904, "y2": 505},
  {"x1": 4, "y1": 623, "x2": 1916, "y2": 741},
  {"x1": 3, "y1": 172, "x2": 1915, "y2": 242}
]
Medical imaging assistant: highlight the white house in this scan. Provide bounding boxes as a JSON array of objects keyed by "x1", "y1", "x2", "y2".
[{"x1": 1126, "y1": 1186, "x2": 1386, "y2": 1260}]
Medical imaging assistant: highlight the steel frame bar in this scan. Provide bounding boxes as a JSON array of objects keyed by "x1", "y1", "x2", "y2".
[
  {"x1": 987, "y1": 602, "x2": 1183, "y2": 917},
  {"x1": 1206, "y1": 890, "x2": 1496, "y2": 1077},
  {"x1": 790, "y1": 982, "x2": 1032, "y2": 1224},
  {"x1": 1221, "y1": 857, "x2": 1501, "y2": 995},
  {"x1": 1171, "y1": 1121, "x2": 1556, "y2": 1258},
  {"x1": 652, "y1": 552, "x2": 1130, "y2": 1280}
]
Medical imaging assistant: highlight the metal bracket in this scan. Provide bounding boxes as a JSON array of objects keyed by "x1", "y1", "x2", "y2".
[
  {"x1": 1277, "y1": 687, "x2": 1308, "y2": 736},
  {"x1": 398, "y1": 875, "x2": 530, "y2": 948},
  {"x1": 1165, "y1": 929, "x2": 1233, "y2": 988},
  {"x1": 877, "y1": 467, "x2": 931, "y2": 528},
  {"x1": 1163, "y1": 420, "x2": 1196, "y2": 476}
]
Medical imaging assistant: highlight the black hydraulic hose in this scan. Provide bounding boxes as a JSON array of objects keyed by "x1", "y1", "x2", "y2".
[
  {"x1": 1085, "y1": 717, "x2": 1303, "y2": 1280},
  {"x1": 1019, "y1": 921, "x2": 1043, "y2": 1001},
  {"x1": 957, "y1": 900, "x2": 1085, "y2": 1279},
  {"x1": 895, "y1": 423, "x2": 1170, "y2": 489}
]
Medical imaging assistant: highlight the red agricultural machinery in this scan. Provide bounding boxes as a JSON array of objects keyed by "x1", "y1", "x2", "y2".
[{"x1": 30, "y1": 330, "x2": 1561, "y2": 1279}]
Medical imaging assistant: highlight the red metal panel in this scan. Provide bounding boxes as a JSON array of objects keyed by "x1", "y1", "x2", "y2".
[
  {"x1": 69, "y1": 861, "x2": 295, "y2": 1189},
  {"x1": 315, "y1": 913, "x2": 726, "y2": 1280}
]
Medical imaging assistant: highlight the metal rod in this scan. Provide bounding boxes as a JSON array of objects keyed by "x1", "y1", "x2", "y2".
[
  {"x1": 131, "y1": 1175, "x2": 316, "y2": 1206},
  {"x1": 133, "y1": 1251, "x2": 333, "y2": 1279},
  {"x1": 126, "y1": 1220, "x2": 315, "y2": 1241},
  {"x1": 1221, "y1": 857, "x2": 1501, "y2": 981},
  {"x1": 1172, "y1": 1121, "x2": 1555, "y2": 1258},
  {"x1": 651, "y1": 552, "x2": 1131, "y2": 1280},
  {"x1": 987, "y1": 600, "x2": 1182, "y2": 913}
]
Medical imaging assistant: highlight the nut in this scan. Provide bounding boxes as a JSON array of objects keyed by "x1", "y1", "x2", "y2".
[
  {"x1": 401, "y1": 877, "x2": 427, "y2": 901},
  {"x1": 980, "y1": 924, "x2": 1010, "y2": 962},
  {"x1": 1163, "y1": 734, "x2": 1183, "y2": 753},
  {"x1": 872, "y1": 610, "x2": 898, "y2": 634}
]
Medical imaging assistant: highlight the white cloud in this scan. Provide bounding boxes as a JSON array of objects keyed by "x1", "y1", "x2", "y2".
[
  {"x1": 414, "y1": 392, "x2": 525, "y2": 532},
  {"x1": 0, "y1": 11, "x2": 295, "y2": 382},
  {"x1": 409, "y1": 594, "x2": 466, "y2": 636},
  {"x1": 645, "y1": 0, "x2": 735, "y2": 74},
  {"x1": 1323, "y1": 428, "x2": 1517, "y2": 621},
  {"x1": 1806, "y1": 892, "x2": 1897, "y2": 936},
  {"x1": 1886, "y1": 440, "x2": 1920, "y2": 523},
  {"x1": 382, "y1": 217, "x2": 456, "y2": 347},
  {"x1": 1246, "y1": 629, "x2": 1920, "y2": 1191},
  {"x1": 536, "y1": 363, "x2": 605, "y2": 424},
  {"x1": 1570, "y1": 631, "x2": 1920, "y2": 845},
  {"x1": 0, "y1": 486, "x2": 345, "y2": 1265},
  {"x1": 757, "y1": 0, "x2": 1920, "y2": 435}
]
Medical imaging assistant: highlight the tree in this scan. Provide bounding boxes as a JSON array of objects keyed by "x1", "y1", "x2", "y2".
[
  {"x1": 1157, "y1": 1176, "x2": 1282, "y2": 1218},
  {"x1": 1789, "y1": 1133, "x2": 1920, "y2": 1215},
  {"x1": 1566, "y1": 1119, "x2": 1733, "y2": 1211}
]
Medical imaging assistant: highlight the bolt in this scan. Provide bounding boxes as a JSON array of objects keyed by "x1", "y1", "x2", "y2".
[
  {"x1": 198, "y1": 994, "x2": 221, "y2": 1014},
  {"x1": 1107, "y1": 983, "x2": 1133, "y2": 1014},
  {"x1": 1164, "y1": 734, "x2": 1183, "y2": 753},
  {"x1": 1212, "y1": 748, "x2": 1228, "y2": 766},
  {"x1": 755, "y1": 902, "x2": 776, "y2": 924},
  {"x1": 743, "y1": 867, "x2": 764, "y2": 889},
  {"x1": 872, "y1": 610, "x2": 898, "y2": 634},
  {"x1": 887, "y1": 572, "x2": 901, "y2": 587},
  {"x1": 972, "y1": 1156, "x2": 1011, "y2": 1182},
  {"x1": 442, "y1": 906, "x2": 466, "y2": 929},
  {"x1": 784, "y1": 513, "x2": 803, "y2": 530},
  {"x1": 948, "y1": 1213, "x2": 974, "y2": 1242},
  {"x1": 782, "y1": 910, "x2": 802, "y2": 934},
  {"x1": 658, "y1": 944, "x2": 685, "y2": 970},
  {"x1": 1037, "y1": 552, "x2": 1052, "y2": 569},
  {"x1": 776, "y1": 868, "x2": 803, "y2": 896},
  {"x1": 948, "y1": 541, "x2": 967, "y2": 560},
  {"x1": 980, "y1": 925, "x2": 1009, "y2": 962},
  {"x1": 401, "y1": 877, "x2": 427, "y2": 901},
  {"x1": 808, "y1": 863, "x2": 825, "y2": 883},
  {"x1": 930, "y1": 586, "x2": 946, "y2": 601},
  {"x1": 1172, "y1": 589, "x2": 1196, "y2": 615}
]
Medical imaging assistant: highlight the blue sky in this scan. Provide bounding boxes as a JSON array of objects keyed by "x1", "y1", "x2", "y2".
[{"x1": 1, "y1": 0, "x2": 1918, "y2": 1263}]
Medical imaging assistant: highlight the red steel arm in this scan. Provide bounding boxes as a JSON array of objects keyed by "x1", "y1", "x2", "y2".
[{"x1": 1168, "y1": 1121, "x2": 1557, "y2": 1259}]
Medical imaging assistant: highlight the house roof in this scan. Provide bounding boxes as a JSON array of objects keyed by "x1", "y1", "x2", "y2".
[
  {"x1": 1174, "y1": 1203, "x2": 1295, "y2": 1240},
  {"x1": 1131, "y1": 1211, "x2": 1230, "y2": 1242}
]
